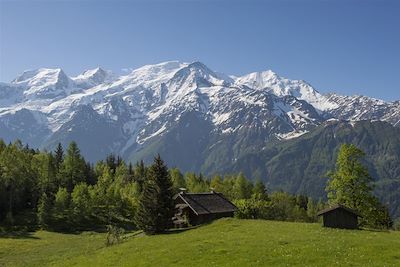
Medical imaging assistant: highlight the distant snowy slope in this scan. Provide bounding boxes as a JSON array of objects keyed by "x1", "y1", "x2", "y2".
[
  {"x1": 234, "y1": 70, "x2": 338, "y2": 111},
  {"x1": 0, "y1": 61, "x2": 398, "y2": 162}
]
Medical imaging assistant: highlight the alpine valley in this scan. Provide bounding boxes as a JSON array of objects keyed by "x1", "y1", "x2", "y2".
[{"x1": 1, "y1": 61, "x2": 399, "y2": 216}]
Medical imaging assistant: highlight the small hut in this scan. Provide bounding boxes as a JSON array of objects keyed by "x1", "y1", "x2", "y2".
[
  {"x1": 317, "y1": 204, "x2": 361, "y2": 229},
  {"x1": 173, "y1": 191, "x2": 237, "y2": 227}
]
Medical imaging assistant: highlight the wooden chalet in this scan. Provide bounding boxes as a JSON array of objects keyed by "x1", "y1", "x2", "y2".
[
  {"x1": 317, "y1": 204, "x2": 361, "y2": 229},
  {"x1": 173, "y1": 191, "x2": 237, "y2": 227}
]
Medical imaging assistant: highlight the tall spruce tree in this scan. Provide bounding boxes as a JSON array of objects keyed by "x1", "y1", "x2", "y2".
[
  {"x1": 134, "y1": 160, "x2": 146, "y2": 193},
  {"x1": 135, "y1": 155, "x2": 174, "y2": 234},
  {"x1": 58, "y1": 142, "x2": 86, "y2": 192},
  {"x1": 54, "y1": 143, "x2": 64, "y2": 172}
]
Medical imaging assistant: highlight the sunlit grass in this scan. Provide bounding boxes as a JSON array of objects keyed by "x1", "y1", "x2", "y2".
[{"x1": 1, "y1": 218, "x2": 400, "y2": 266}]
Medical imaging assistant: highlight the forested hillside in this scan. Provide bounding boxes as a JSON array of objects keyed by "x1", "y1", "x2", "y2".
[{"x1": 228, "y1": 120, "x2": 400, "y2": 217}]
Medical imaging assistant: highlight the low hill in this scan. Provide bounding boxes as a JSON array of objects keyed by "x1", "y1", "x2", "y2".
[{"x1": 1, "y1": 219, "x2": 400, "y2": 266}]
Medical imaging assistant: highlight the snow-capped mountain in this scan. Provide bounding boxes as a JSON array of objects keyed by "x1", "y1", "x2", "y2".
[
  {"x1": 12, "y1": 68, "x2": 77, "y2": 99},
  {"x1": 324, "y1": 94, "x2": 400, "y2": 126},
  {"x1": 72, "y1": 67, "x2": 114, "y2": 89},
  {"x1": 0, "y1": 61, "x2": 398, "y2": 162}
]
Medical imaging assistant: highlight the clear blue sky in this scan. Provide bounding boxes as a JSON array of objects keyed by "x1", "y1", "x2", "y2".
[{"x1": 0, "y1": 0, "x2": 399, "y2": 100}]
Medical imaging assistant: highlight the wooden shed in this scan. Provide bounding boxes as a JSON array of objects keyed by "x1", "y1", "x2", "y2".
[
  {"x1": 317, "y1": 204, "x2": 361, "y2": 229},
  {"x1": 173, "y1": 191, "x2": 237, "y2": 227}
]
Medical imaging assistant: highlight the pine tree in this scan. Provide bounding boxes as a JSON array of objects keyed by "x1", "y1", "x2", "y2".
[
  {"x1": 134, "y1": 160, "x2": 147, "y2": 193},
  {"x1": 135, "y1": 155, "x2": 174, "y2": 234},
  {"x1": 106, "y1": 154, "x2": 117, "y2": 173},
  {"x1": 58, "y1": 142, "x2": 86, "y2": 192},
  {"x1": 54, "y1": 143, "x2": 64, "y2": 172},
  {"x1": 34, "y1": 153, "x2": 57, "y2": 197},
  {"x1": 135, "y1": 178, "x2": 158, "y2": 234},
  {"x1": 128, "y1": 162, "x2": 134, "y2": 175}
]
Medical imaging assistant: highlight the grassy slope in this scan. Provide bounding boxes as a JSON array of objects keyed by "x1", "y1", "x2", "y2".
[
  {"x1": 0, "y1": 231, "x2": 106, "y2": 267},
  {"x1": 1, "y1": 219, "x2": 400, "y2": 266}
]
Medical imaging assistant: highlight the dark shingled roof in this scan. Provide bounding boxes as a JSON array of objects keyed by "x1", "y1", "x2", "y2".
[
  {"x1": 175, "y1": 191, "x2": 237, "y2": 215},
  {"x1": 317, "y1": 204, "x2": 361, "y2": 217}
]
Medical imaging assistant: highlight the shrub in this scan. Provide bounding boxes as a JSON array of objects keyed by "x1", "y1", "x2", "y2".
[
  {"x1": 234, "y1": 199, "x2": 276, "y2": 220},
  {"x1": 105, "y1": 224, "x2": 125, "y2": 246}
]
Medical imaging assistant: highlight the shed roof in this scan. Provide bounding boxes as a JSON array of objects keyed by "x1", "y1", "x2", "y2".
[
  {"x1": 174, "y1": 191, "x2": 237, "y2": 215},
  {"x1": 317, "y1": 204, "x2": 361, "y2": 217}
]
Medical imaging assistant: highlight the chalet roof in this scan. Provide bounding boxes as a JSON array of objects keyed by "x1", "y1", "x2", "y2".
[
  {"x1": 317, "y1": 204, "x2": 361, "y2": 217},
  {"x1": 174, "y1": 191, "x2": 237, "y2": 215}
]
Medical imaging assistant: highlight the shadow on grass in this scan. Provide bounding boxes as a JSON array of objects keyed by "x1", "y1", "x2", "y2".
[
  {"x1": 165, "y1": 225, "x2": 201, "y2": 234},
  {"x1": 45, "y1": 224, "x2": 109, "y2": 235},
  {"x1": 0, "y1": 229, "x2": 40, "y2": 239}
]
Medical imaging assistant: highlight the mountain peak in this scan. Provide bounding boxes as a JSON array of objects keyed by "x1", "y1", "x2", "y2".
[
  {"x1": 168, "y1": 61, "x2": 231, "y2": 90},
  {"x1": 12, "y1": 68, "x2": 65, "y2": 85},
  {"x1": 73, "y1": 67, "x2": 111, "y2": 86},
  {"x1": 130, "y1": 61, "x2": 187, "y2": 75},
  {"x1": 10, "y1": 68, "x2": 75, "y2": 99},
  {"x1": 234, "y1": 69, "x2": 279, "y2": 90},
  {"x1": 187, "y1": 61, "x2": 209, "y2": 70}
]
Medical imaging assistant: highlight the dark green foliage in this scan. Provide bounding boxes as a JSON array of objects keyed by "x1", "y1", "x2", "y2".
[
  {"x1": 135, "y1": 155, "x2": 174, "y2": 234},
  {"x1": 1, "y1": 133, "x2": 394, "y2": 231},
  {"x1": 54, "y1": 143, "x2": 64, "y2": 172},
  {"x1": 133, "y1": 160, "x2": 147, "y2": 193},
  {"x1": 0, "y1": 140, "x2": 140, "y2": 231},
  {"x1": 135, "y1": 179, "x2": 158, "y2": 234},
  {"x1": 105, "y1": 154, "x2": 122, "y2": 174},
  {"x1": 0, "y1": 140, "x2": 35, "y2": 221}
]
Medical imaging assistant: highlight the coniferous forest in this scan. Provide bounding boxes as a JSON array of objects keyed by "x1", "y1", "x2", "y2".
[
  {"x1": 0, "y1": 139, "x2": 394, "y2": 233},
  {"x1": 0, "y1": 139, "x2": 329, "y2": 232}
]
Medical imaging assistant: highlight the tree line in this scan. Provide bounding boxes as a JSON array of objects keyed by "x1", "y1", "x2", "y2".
[{"x1": 0, "y1": 139, "x2": 394, "y2": 233}]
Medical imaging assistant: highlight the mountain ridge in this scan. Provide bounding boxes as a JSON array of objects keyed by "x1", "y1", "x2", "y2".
[
  {"x1": 1, "y1": 61, "x2": 399, "y2": 215},
  {"x1": 0, "y1": 61, "x2": 398, "y2": 161}
]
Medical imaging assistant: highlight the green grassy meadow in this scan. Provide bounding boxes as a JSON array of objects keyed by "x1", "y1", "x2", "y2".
[{"x1": 1, "y1": 218, "x2": 400, "y2": 267}]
